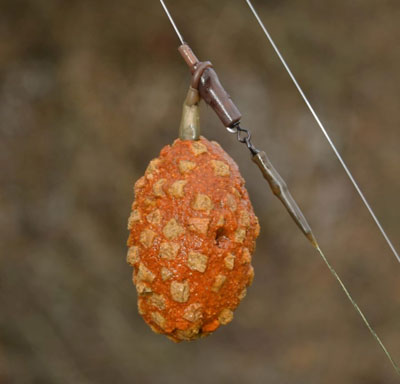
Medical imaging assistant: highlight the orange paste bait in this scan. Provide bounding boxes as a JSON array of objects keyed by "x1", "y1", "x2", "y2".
[{"x1": 127, "y1": 136, "x2": 259, "y2": 342}]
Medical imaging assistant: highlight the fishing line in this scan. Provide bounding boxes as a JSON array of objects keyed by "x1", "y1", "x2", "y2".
[
  {"x1": 245, "y1": 0, "x2": 400, "y2": 265},
  {"x1": 244, "y1": 0, "x2": 400, "y2": 374},
  {"x1": 315, "y1": 245, "x2": 400, "y2": 375},
  {"x1": 160, "y1": 0, "x2": 184, "y2": 45},
  {"x1": 158, "y1": 0, "x2": 400, "y2": 376}
]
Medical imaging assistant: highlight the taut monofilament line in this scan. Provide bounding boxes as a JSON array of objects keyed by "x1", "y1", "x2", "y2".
[
  {"x1": 158, "y1": 0, "x2": 400, "y2": 376},
  {"x1": 245, "y1": 0, "x2": 400, "y2": 265}
]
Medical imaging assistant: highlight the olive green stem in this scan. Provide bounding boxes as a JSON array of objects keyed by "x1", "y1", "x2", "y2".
[{"x1": 179, "y1": 87, "x2": 200, "y2": 140}]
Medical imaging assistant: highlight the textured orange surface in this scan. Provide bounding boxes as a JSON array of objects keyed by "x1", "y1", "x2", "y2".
[{"x1": 127, "y1": 137, "x2": 259, "y2": 342}]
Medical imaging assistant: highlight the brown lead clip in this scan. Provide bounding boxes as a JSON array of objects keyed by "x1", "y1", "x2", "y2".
[
  {"x1": 178, "y1": 42, "x2": 318, "y2": 248},
  {"x1": 178, "y1": 44, "x2": 242, "y2": 128}
]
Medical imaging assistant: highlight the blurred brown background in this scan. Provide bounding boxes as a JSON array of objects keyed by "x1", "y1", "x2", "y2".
[{"x1": 1, "y1": 0, "x2": 400, "y2": 383}]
